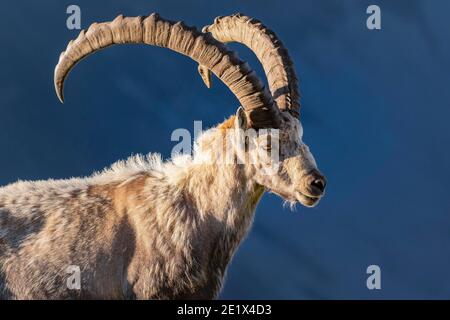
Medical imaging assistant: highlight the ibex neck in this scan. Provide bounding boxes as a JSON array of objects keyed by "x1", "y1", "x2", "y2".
[
  {"x1": 184, "y1": 161, "x2": 259, "y2": 214},
  {"x1": 183, "y1": 161, "x2": 265, "y2": 293}
]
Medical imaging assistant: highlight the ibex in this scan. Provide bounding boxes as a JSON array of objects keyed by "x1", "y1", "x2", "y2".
[{"x1": 0, "y1": 13, "x2": 326, "y2": 299}]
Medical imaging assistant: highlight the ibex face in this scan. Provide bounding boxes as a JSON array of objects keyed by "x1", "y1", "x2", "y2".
[
  {"x1": 234, "y1": 108, "x2": 326, "y2": 208},
  {"x1": 198, "y1": 14, "x2": 326, "y2": 207}
]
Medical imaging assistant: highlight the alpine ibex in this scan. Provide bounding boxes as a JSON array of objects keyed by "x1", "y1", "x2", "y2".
[{"x1": 0, "y1": 13, "x2": 326, "y2": 299}]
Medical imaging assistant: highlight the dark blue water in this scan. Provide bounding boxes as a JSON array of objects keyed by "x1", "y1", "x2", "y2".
[{"x1": 0, "y1": 0, "x2": 449, "y2": 299}]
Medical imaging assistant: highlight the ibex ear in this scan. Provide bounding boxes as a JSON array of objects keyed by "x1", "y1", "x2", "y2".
[{"x1": 235, "y1": 107, "x2": 248, "y2": 130}]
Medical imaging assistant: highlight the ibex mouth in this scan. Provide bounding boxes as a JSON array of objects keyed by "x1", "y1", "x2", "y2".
[{"x1": 295, "y1": 191, "x2": 322, "y2": 207}]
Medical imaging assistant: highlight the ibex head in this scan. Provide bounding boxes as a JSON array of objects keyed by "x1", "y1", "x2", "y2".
[
  {"x1": 229, "y1": 108, "x2": 326, "y2": 207},
  {"x1": 199, "y1": 14, "x2": 326, "y2": 207},
  {"x1": 54, "y1": 13, "x2": 326, "y2": 208}
]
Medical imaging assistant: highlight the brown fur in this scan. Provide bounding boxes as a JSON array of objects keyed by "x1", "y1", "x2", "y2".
[
  {"x1": 0, "y1": 110, "x2": 324, "y2": 300},
  {"x1": 218, "y1": 116, "x2": 236, "y2": 131},
  {"x1": 0, "y1": 121, "x2": 266, "y2": 299}
]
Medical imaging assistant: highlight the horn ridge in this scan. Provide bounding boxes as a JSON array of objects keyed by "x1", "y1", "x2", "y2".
[
  {"x1": 199, "y1": 13, "x2": 300, "y2": 117},
  {"x1": 54, "y1": 13, "x2": 280, "y2": 128}
]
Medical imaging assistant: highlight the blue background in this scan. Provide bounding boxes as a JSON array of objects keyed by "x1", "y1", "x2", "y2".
[{"x1": 0, "y1": 0, "x2": 449, "y2": 299}]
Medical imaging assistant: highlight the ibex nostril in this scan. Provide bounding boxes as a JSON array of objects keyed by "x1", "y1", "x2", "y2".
[
  {"x1": 311, "y1": 179, "x2": 325, "y2": 193},
  {"x1": 306, "y1": 169, "x2": 326, "y2": 194}
]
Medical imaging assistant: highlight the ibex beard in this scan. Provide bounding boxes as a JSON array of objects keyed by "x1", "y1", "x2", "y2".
[{"x1": 0, "y1": 13, "x2": 326, "y2": 299}]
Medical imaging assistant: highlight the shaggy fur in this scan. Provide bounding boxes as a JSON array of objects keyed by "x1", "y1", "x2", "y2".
[
  {"x1": 0, "y1": 111, "x2": 324, "y2": 299},
  {"x1": 1, "y1": 11, "x2": 327, "y2": 300},
  {"x1": 0, "y1": 118, "x2": 265, "y2": 299}
]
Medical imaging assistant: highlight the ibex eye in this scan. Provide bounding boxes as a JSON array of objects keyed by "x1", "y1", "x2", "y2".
[
  {"x1": 263, "y1": 146, "x2": 272, "y2": 152},
  {"x1": 261, "y1": 139, "x2": 272, "y2": 152}
]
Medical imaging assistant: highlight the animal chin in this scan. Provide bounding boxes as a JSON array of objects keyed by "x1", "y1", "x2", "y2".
[
  {"x1": 295, "y1": 191, "x2": 321, "y2": 207},
  {"x1": 272, "y1": 189, "x2": 321, "y2": 208}
]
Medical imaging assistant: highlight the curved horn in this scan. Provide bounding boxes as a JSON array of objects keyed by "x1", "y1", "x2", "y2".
[
  {"x1": 54, "y1": 13, "x2": 281, "y2": 128},
  {"x1": 198, "y1": 13, "x2": 300, "y2": 117}
]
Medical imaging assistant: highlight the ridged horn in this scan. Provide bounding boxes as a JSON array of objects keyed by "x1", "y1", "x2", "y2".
[
  {"x1": 54, "y1": 13, "x2": 281, "y2": 129},
  {"x1": 198, "y1": 13, "x2": 300, "y2": 117}
]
